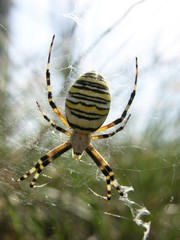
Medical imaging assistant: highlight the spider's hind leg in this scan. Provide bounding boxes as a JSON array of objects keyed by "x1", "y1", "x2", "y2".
[
  {"x1": 18, "y1": 141, "x2": 72, "y2": 187},
  {"x1": 18, "y1": 155, "x2": 52, "y2": 188},
  {"x1": 86, "y1": 144, "x2": 123, "y2": 200}
]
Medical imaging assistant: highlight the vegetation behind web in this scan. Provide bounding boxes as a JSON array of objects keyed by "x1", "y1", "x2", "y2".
[{"x1": 1, "y1": 115, "x2": 179, "y2": 240}]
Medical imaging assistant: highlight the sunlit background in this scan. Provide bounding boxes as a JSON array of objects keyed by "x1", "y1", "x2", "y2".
[{"x1": 0, "y1": 0, "x2": 180, "y2": 239}]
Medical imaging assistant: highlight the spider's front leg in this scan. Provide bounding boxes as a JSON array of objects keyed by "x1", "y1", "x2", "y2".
[
  {"x1": 46, "y1": 35, "x2": 70, "y2": 127},
  {"x1": 36, "y1": 101, "x2": 71, "y2": 136},
  {"x1": 18, "y1": 141, "x2": 72, "y2": 187},
  {"x1": 96, "y1": 57, "x2": 138, "y2": 133},
  {"x1": 86, "y1": 144, "x2": 123, "y2": 200}
]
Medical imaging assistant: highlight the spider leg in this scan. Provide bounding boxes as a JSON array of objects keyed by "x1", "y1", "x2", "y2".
[
  {"x1": 18, "y1": 141, "x2": 72, "y2": 187},
  {"x1": 92, "y1": 114, "x2": 131, "y2": 140},
  {"x1": 46, "y1": 35, "x2": 70, "y2": 128},
  {"x1": 86, "y1": 144, "x2": 123, "y2": 200},
  {"x1": 36, "y1": 101, "x2": 70, "y2": 136},
  {"x1": 96, "y1": 57, "x2": 138, "y2": 133}
]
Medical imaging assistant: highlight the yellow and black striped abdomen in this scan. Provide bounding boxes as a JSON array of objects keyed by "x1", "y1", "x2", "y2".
[{"x1": 65, "y1": 71, "x2": 111, "y2": 133}]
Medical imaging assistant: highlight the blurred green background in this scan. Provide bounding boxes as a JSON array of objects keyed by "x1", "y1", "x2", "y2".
[{"x1": 0, "y1": 0, "x2": 179, "y2": 239}]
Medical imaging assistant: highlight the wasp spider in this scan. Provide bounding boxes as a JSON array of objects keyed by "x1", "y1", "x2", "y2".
[{"x1": 18, "y1": 35, "x2": 138, "y2": 200}]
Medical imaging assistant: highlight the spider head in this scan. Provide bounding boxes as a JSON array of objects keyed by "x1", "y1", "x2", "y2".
[
  {"x1": 72, "y1": 150, "x2": 83, "y2": 160},
  {"x1": 70, "y1": 131, "x2": 91, "y2": 159}
]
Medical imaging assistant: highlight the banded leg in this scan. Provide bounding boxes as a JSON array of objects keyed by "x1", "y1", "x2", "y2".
[
  {"x1": 92, "y1": 114, "x2": 131, "y2": 140},
  {"x1": 36, "y1": 101, "x2": 70, "y2": 136},
  {"x1": 96, "y1": 57, "x2": 138, "y2": 133},
  {"x1": 86, "y1": 144, "x2": 123, "y2": 200},
  {"x1": 46, "y1": 35, "x2": 70, "y2": 127},
  {"x1": 18, "y1": 141, "x2": 72, "y2": 187}
]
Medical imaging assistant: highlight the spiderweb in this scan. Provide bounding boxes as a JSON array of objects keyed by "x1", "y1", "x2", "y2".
[{"x1": 1, "y1": 0, "x2": 180, "y2": 239}]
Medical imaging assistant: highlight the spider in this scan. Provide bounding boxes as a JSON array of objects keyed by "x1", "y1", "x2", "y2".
[{"x1": 18, "y1": 35, "x2": 138, "y2": 200}]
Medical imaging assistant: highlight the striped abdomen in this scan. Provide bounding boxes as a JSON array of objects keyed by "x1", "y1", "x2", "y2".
[{"x1": 65, "y1": 71, "x2": 111, "y2": 133}]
